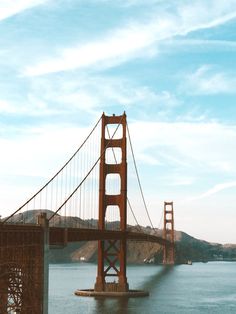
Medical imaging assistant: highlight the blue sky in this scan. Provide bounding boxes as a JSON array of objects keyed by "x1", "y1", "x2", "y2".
[{"x1": 1, "y1": 0, "x2": 236, "y2": 243}]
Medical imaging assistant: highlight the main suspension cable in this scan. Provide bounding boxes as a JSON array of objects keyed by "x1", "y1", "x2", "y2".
[
  {"x1": 126, "y1": 122, "x2": 154, "y2": 229},
  {"x1": 49, "y1": 115, "x2": 125, "y2": 221},
  {"x1": 158, "y1": 207, "x2": 164, "y2": 230},
  {"x1": 2, "y1": 116, "x2": 102, "y2": 224}
]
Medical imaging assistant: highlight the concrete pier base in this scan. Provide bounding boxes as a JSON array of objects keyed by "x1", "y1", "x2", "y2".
[{"x1": 74, "y1": 289, "x2": 149, "y2": 298}]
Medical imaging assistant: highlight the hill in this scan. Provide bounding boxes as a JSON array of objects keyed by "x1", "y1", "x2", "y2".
[
  {"x1": 4, "y1": 210, "x2": 236, "y2": 264},
  {"x1": 52, "y1": 227, "x2": 236, "y2": 264}
]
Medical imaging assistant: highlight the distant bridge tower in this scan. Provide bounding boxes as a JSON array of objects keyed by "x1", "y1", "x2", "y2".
[
  {"x1": 94, "y1": 112, "x2": 129, "y2": 292},
  {"x1": 163, "y1": 201, "x2": 175, "y2": 265}
]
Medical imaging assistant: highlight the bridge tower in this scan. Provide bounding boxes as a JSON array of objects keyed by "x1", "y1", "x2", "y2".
[
  {"x1": 163, "y1": 201, "x2": 175, "y2": 265},
  {"x1": 94, "y1": 112, "x2": 129, "y2": 292}
]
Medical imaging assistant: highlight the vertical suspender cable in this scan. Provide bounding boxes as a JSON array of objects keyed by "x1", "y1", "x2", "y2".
[
  {"x1": 2, "y1": 116, "x2": 102, "y2": 224},
  {"x1": 49, "y1": 115, "x2": 124, "y2": 221}
]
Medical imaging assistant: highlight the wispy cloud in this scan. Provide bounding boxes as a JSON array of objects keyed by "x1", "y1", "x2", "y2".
[
  {"x1": 0, "y1": 122, "x2": 97, "y2": 213},
  {"x1": 14, "y1": 75, "x2": 179, "y2": 117},
  {"x1": 119, "y1": 0, "x2": 165, "y2": 6},
  {"x1": 0, "y1": 97, "x2": 63, "y2": 117},
  {"x1": 3, "y1": 118, "x2": 236, "y2": 191},
  {"x1": 23, "y1": 1, "x2": 236, "y2": 76},
  {"x1": 180, "y1": 65, "x2": 236, "y2": 95},
  {"x1": 0, "y1": 0, "x2": 48, "y2": 21},
  {"x1": 187, "y1": 181, "x2": 236, "y2": 201},
  {"x1": 23, "y1": 24, "x2": 159, "y2": 76},
  {"x1": 0, "y1": 123, "x2": 93, "y2": 178},
  {"x1": 177, "y1": 2, "x2": 236, "y2": 32},
  {"x1": 161, "y1": 39, "x2": 236, "y2": 53},
  {"x1": 0, "y1": 99, "x2": 17, "y2": 113},
  {"x1": 128, "y1": 120, "x2": 236, "y2": 176}
]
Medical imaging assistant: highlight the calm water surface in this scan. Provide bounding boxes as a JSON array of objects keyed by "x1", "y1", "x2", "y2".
[{"x1": 49, "y1": 262, "x2": 236, "y2": 314}]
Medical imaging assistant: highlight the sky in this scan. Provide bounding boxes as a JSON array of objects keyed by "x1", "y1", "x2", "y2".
[{"x1": 0, "y1": 0, "x2": 236, "y2": 244}]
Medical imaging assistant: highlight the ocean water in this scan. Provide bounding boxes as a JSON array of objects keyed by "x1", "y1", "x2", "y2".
[{"x1": 49, "y1": 262, "x2": 236, "y2": 314}]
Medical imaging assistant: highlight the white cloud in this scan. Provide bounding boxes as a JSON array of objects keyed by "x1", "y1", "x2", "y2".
[
  {"x1": 128, "y1": 120, "x2": 236, "y2": 175},
  {"x1": 127, "y1": 120, "x2": 236, "y2": 240},
  {"x1": 90, "y1": 79, "x2": 179, "y2": 108},
  {"x1": 0, "y1": 99, "x2": 17, "y2": 113},
  {"x1": 23, "y1": 24, "x2": 158, "y2": 76},
  {"x1": 169, "y1": 177, "x2": 195, "y2": 186},
  {"x1": 114, "y1": 0, "x2": 165, "y2": 7},
  {"x1": 181, "y1": 65, "x2": 236, "y2": 95},
  {"x1": 22, "y1": 75, "x2": 179, "y2": 117},
  {"x1": 0, "y1": 124, "x2": 92, "y2": 177},
  {"x1": 161, "y1": 39, "x2": 236, "y2": 53},
  {"x1": 176, "y1": 2, "x2": 236, "y2": 32},
  {"x1": 0, "y1": 0, "x2": 48, "y2": 21},
  {"x1": 197, "y1": 181, "x2": 236, "y2": 199},
  {"x1": 0, "y1": 123, "x2": 98, "y2": 214},
  {"x1": 0, "y1": 97, "x2": 63, "y2": 116},
  {"x1": 183, "y1": 181, "x2": 236, "y2": 203},
  {"x1": 23, "y1": 1, "x2": 236, "y2": 76}
]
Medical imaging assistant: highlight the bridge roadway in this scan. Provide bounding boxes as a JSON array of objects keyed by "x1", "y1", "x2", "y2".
[
  {"x1": 1, "y1": 223, "x2": 171, "y2": 247},
  {"x1": 0, "y1": 222, "x2": 171, "y2": 313},
  {"x1": 50, "y1": 226, "x2": 171, "y2": 246}
]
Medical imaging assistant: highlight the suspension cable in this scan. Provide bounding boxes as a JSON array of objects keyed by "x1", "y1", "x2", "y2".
[
  {"x1": 49, "y1": 115, "x2": 125, "y2": 221},
  {"x1": 126, "y1": 122, "x2": 154, "y2": 229},
  {"x1": 127, "y1": 198, "x2": 141, "y2": 230},
  {"x1": 2, "y1": 116, "x2": 102, "y2": 224},
  {"x1": 106, "y1": 125, "x2": 141, "y2": 230},
  {"x1": 158, "y1": 207, "x2": 164, "y2": 230}
]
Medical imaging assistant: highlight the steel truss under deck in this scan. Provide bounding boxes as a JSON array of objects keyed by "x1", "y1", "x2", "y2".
[{"x1": 0, "y1": 224, "x2": 44, "y2": 314}]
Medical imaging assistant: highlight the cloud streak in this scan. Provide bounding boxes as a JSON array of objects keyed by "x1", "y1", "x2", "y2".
[
  {"x1": 0, "y1": 0, "x2": 48, "y2": 21},
  {"x1": 187, "y1": 181, "x2": 236, "y2": 201},
  {"x1": 23, "y1": 1, "x2": 236, "y2": 76},
  {"x1": 180, "y1": 65, "x2": 236, "y2": 95},
  {"x1": 161, "y1": 39, "x2": 236, "y2": 53},
  {"x1": 4, "y1": 75, "x2": 178, "y2": 119},
  {"x1": 128, "y1": 120, "x2": 236, "y2": 179},
  {"x1": 23, "y1": 23, "x2": 158, "y2": 76},
  {"x1": 0, "y1": 97, "x2": 64, "y2": 117}
]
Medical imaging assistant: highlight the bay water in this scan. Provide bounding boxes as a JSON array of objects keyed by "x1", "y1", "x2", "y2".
[{"x1": 49, "y1": 262, "x2": 236, "y2": 314}]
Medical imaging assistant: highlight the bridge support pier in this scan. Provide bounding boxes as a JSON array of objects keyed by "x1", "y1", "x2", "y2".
[{"x1": 163, "y1": 201, "x2": 175, "y2": 265}]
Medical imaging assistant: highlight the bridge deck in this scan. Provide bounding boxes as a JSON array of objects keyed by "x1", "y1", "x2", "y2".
[
  {"x1": 1, "y1": 223, "x2": 170, "y2": 246},
  {"x1": 49, "y1": 227, "x2": 170, "y2": 246}
]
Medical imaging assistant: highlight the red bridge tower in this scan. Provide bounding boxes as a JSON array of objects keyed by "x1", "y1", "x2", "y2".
[
  {"x1": 94, "y1": 112, "x2": 129, "y2": 292},
  {"x1": 163, "y1": 201, "x2": 175, "y2": 265}
]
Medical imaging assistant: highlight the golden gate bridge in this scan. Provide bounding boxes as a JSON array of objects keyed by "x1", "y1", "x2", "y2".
[{"x1": 0, "y1": 112, "x2": 174, "y2": 313}]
